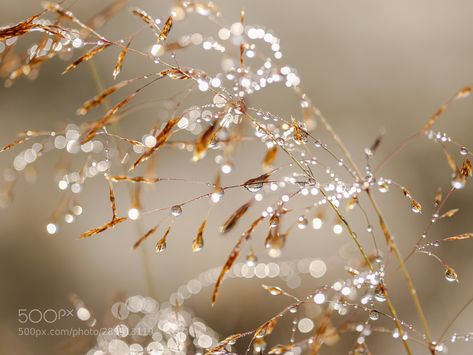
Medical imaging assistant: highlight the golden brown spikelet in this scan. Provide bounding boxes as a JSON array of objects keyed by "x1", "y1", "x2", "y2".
[
  {"x1": 219, "y1": 200, "x2": 252, "y2": 234},
  {"x1": 131, "y1": 8, "x2": 158, "y2": 32},
  {"x1": 80, "y1": 217, "x2": 127, "y2": 239},
  {"x1": 157, "y1": 15, "x2": 173, "y2": 42},
  {"x1": 155, "y1": 226, "x2": 171, "y2": 253},
  {"x1": 193, "y1": 122, "x2": 219, "y2": 162},
  {"x1": 443, "y1": 233, "x2": 473, "y2": 241},
  {"x1": 107, "y1": 176, "x2": 162, "y2": 184},
  {"x1": 130, "y1": 117, "x2": 180, "y2": 171},
  {"x1": 438, "y1": 208, "x2": 459, "y2": 220},
  {"x1": 204, "y1": 333, "x2": 249, "y2": 355},
  {"x1": 268, "y1": 344, "x2": 295, "y2": 354},
  {"x1": 192, "y1": 220, "x2": 206, "y2": 252},
  {"x1": 434, "y1": 187, "x2": 442, "y2": 207},
  {"x1": 0, "y1": 13, "x2": 43, "y2": 41},
  {"x1": 107, "y1": 180, "x2": 118, "y2": 220},
  {"x1": 112, "y1": 40, "x2": 131, "y2": 79},
  {"x1": 0, "y1": 137, "x2": 27, "y2": 153},
  {"x1": 262, "y1": 146, "x2": 277, "y2": 171},
  {"x1": 212, "y1": 216, "x2": 264, "y2": 305},
  {"x1": 461, "y1": 158, "x2": 472, "y2": 177},
  {"x1": 442, "y1": 146, "x2": 458, "y2": 174},
  {"x1": 62, "y1": 43, "x2": 111, "y2": 75},
  {"x1": 133, "y1": 225, "x2": 158, "y2": 250}
]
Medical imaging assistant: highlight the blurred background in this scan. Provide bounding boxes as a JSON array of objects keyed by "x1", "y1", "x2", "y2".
[{"x1": 0, "y1": 0, "x2": 473, "y2": 354}]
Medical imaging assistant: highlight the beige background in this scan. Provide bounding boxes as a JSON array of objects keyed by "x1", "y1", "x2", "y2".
[{"x1": 1, "y1": 0, "x2": 473, "y2": 354}]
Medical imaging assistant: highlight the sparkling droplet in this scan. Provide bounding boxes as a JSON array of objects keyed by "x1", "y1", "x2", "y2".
[
  {"x1": 72, "y1": 38, "x2": 83, "y2": 48},
  {"x1": 392, "y1": 329, "x2": 400, "y2": 338},
  {"x1": 192, "y1": 234, "x2": 204, "y2": 252},
  {"x1": 210, "y1": 187, "x2": 224, "y2": 203},
  {"x1": 460, "y1": 147, "x2": 468, "y2": 156},
  {"x1": 369, "y1": 310, "x2": 380, "y2": 321},
  {"x1": 411, "y1": 199, "x2": 422, "y2": 213},
  {"x1": 171, "y1": 205, "x2": 182, "y2": 216},
  {"x1": 269, "y1": 215, "x2": 279, "y2": 228},
  {"x1": 221, "y1": 162, "x2": 233, "y2": 174},
  {"x1": 128, "y1": 208, "x2": 140, "y2": 220},
  {"x1": 451, "y1": 174, "x2": 466, "y2": 189},
  {"x1": 72, "y1": 205, "x2": 83, "y2": 216},
  {"x1": 312, "y1": 217, "x2": 323, "y2": 230},
  {"x1": 246, "y1": 250, "x2": 258, "y2": 266},
  {"x1": 265, "y1": 232, "x2": 285, "y2": 258},
  {"x1": 445, "y1": 267, "x2": 458, "y2": 283},
  {"x1": 378, "y1": 183, "x2": 389, "y2": 193},
  {"x1": 374, "y1": 284, "x2": 386, "y2": 302},
  {"x1": 264, "y1": 285, "x2": 284, "y2": 296},
  {"x1": 244, "y1": 181, "x2": 263, "y2": 193},
  {"x1": 434, "y1": 342, "x2": 448, "y2": 354},
  {"x1": 46, "y1": 223, "x2": 58, "y2": 235},
  {"x1": 333, "y1": 224, "x2": 343, "y2": 235},
  {"x1": 313, "y1": 293, "x2": 325, "y2": 304},
  {"x1": 297, "y1": 216, "x2": 308, "y2": 229},
  {"x1": 253, "y1": 337, "x2": 266, "y2": 352},
  {"x1": 298, "y1": 318, "x2": 315, "y2": 333}
]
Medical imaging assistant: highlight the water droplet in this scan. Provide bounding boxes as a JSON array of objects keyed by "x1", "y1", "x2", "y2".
[
  {"x1": 72, "y1": 205, "x2": 83, "y2": 215},
  {"x1": 312, "y1": 217, "x2": 323, "y2": 230},
  {"x1": 245, "y1": 181, "x2": 263, "y2": 193},
  {"x1": 313, "y1": 292, "x2": 325, "y2": 304},
  {"x1": 192, "y1": 233, "x2": 204, "y2": 252},
  {"x1": 46, "y1": 223, "x2": 58, "y2": 235},
  {"x1": 369, "y1": 310, "x2": 380, "y2": 321},
  {"x1": 171, "y1": 205, "x2": 182, "y2": 216},
  {"x1": 128, "y1": 208, "x2": 140, "y2": 220},
  {"x1": 460, "y1": 147, "x2": 468, "y2": 156},
  {"x1": 210, "y1": 187, "x2": 224, "y2": 203},
  {"x1": 72, "y1": 38, "x2": 83, "y2": 48},
  {"x1": 374, "y1": 284, "x2": 386, "y2": 302},
  {"x1": 297, "y1": 216, "x2": 308, "y2": 229},
  {"x1": 378, "y1": 183, "x2": 389, "y2": 193},
  {"x1": 253, "y1": 337, "x2": 266, "y2": 352},
  {"x1": 269, "y1": 215, "x2": 279, "y2": 228},
  {"x1": 255, "y1": 328, "x2": 266, "y2": 339},
  {"x1": 411, "y1": 200, "x2": 422, "y2": 213},
  {"x1": 265, "y1": 286, "x2": 284, "y2": 296},
  {"x1": 213, "y1": 94, "x2": 226, "y2": 107},
  {"x1": 221, "y1": 162, "x2": 233, "y2": 174},
  {"x1": 64, "y1": 214, "x2": 74, "y2": 223},
  {"x1": 436, "y1": 343, "x2": 448, "y2": 354},
  {"x1": 265, "y1": 232, "x2": 285, "y2": 258},
  {"x1": 445, "y1": 267, "x2": 458, "y2": 282},
  {"x1": 451, "y1": 174, "x2": 466, "y2": 189},
  {"x1": 332, "y1": 224, "x2": 343, "y2": 235},
  {"x1": 246, "y1": 250, "x2": 258, "y2": 266}
]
